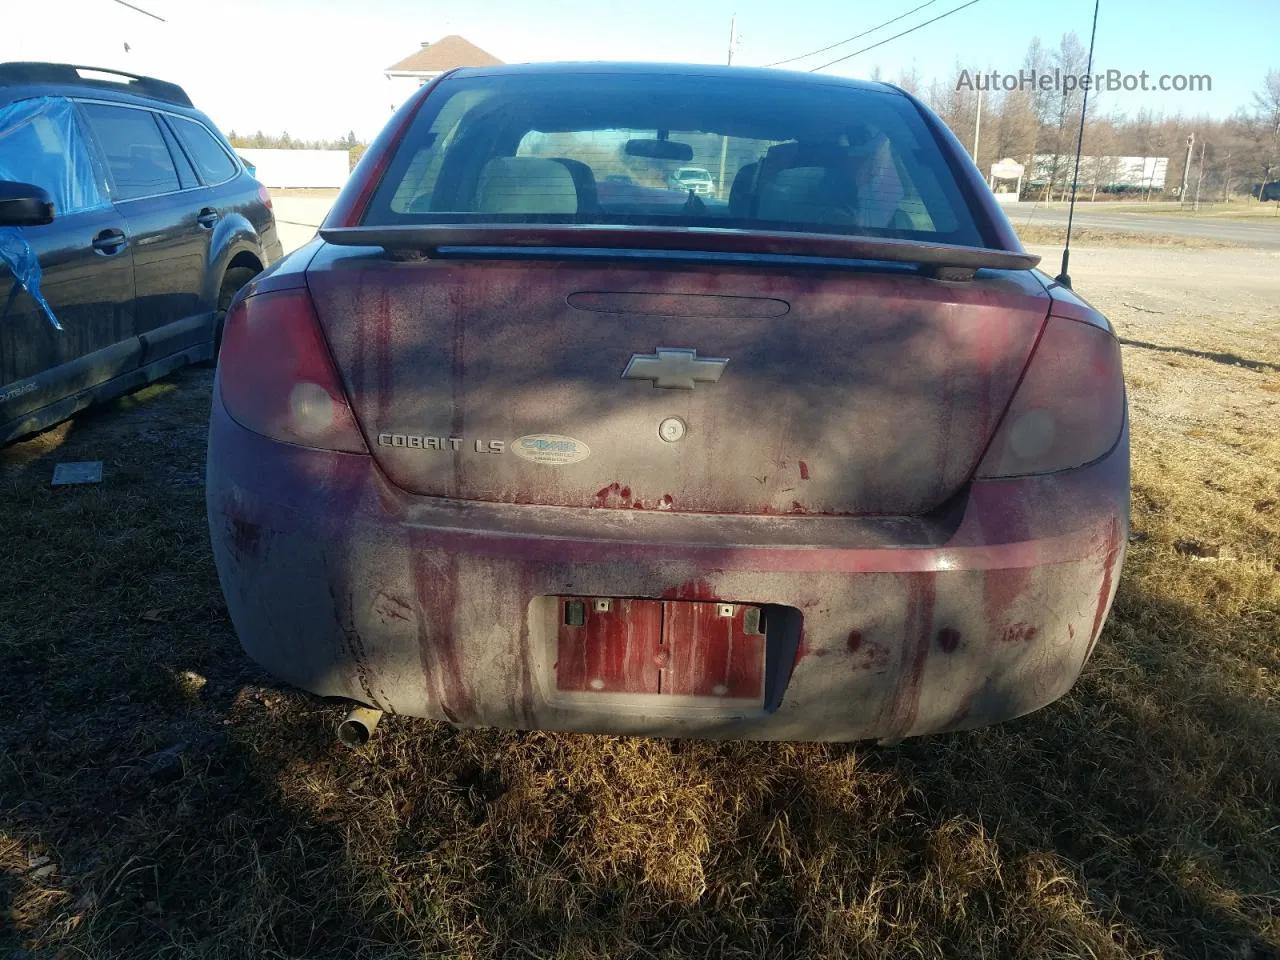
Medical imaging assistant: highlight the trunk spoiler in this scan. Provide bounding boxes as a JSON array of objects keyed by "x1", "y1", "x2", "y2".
[{"x1": 317, "y1": 224, "x2": 1039, "y2": 279}]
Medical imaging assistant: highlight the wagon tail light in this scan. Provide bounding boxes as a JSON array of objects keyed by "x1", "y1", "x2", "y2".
[
  {"x1": 976, "y1": 312, "x2": 1125, "y2": 478},
  {"x1": 217, "y1": 288, "x2": 368, "y2": 453}
]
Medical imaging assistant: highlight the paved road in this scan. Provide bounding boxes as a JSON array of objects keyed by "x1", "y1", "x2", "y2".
[
  {"x1": 1011, "y1": 205, "x2": 1280, "y2": 249},
  {"x1": 272, "y1": 194, "x2": 336, "y2": 254}
]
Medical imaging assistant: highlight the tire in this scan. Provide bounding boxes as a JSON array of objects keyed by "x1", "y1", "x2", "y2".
[{"x1": 202, "y1": 266, "x2": 258, "y2": 367}]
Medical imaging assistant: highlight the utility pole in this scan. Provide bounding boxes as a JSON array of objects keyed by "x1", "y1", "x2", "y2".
[
  {"x1": 972, "y1": 84, "x2": 982, "y2": 162},
  {"x1": 1180, "y1": 132, "x2": 1194, "y2": 205},
  {"x1": 1193, "y1": 138, "x2": 1206, "y2": 210},
  {"x1": 718, "y1": 14, "x2": 739, "y2": 200}
]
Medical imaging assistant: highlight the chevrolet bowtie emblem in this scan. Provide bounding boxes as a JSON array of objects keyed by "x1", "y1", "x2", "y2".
[{"x1": 622, "y1": 348, "x2": 729, "y2": 390}]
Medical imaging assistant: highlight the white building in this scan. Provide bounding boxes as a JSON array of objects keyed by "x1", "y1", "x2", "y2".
[
  {"x1": 384, "y1": 35, "x2": 503, "y2": 114},
  {"x1": 1031, "y1": 155, "x2": 1169, "y2": 191}
]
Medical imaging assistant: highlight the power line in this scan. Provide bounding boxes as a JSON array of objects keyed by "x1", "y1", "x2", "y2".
[
  {"x1": 808, "y1": 0, "x2": 985, "y2": 73},
  {"x1": 108, "y1": 0, "x2": 167, "y2": 22},
  {"x1": 765, "y1": 0, "x2": 942, "y2": 68}
]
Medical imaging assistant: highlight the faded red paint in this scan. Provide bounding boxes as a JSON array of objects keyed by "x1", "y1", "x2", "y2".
[
  {"x1": 593, "y1": 482, "x2": 640, "y2": 509},
  {"x1": 999, "y1": 622, "x2": 1039, "y2": 644},
  {"x1": 375, "y1": 287, "x2": 393, "y2": 424},
  {"x1": 663, "y1": 578, "x2": 718, "y2": 601},
  {"x1": 224, "y1": 505, "x2": 263, "y2": 561},
  {"x1": 799, "y1": 461, "x2": 810, "y2": 480},
  {"x1": 846, "y1": 630, "x2": 863, "y2": 653},
  {"x1": 409, "y1": 541, "x2": 474, "y2": 722},
  {"x1": 879, "y1": 572, "x2": 936, "y2": 738},
  {"x1": 1087, "y1": 516, "x2": 1123, "y2": 656},
  {"x1": 848, "y1": 637, "x2": 890, "y2": 672}
]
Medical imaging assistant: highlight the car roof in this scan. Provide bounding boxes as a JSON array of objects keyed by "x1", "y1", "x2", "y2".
[
  {"x1": 447, "y1": 61, "x2": 901, "y2": 96},
  {"x1": 0, "y1": 61, "x2": 203, "y2": 117}
]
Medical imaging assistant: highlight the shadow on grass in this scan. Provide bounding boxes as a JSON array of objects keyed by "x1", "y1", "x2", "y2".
[{"x1": 1119, "y1": 336, "x2": 1280, "y2": 373}]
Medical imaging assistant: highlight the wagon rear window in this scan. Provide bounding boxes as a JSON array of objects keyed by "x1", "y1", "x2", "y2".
[{"x1": 363, "y1": 72, "x2": 983, "y2": 246}]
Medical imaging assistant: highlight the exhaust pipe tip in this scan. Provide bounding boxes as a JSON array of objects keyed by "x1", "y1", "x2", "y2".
[{"x1": 337, "y1": 706, "x2": 383, "y2": 748}]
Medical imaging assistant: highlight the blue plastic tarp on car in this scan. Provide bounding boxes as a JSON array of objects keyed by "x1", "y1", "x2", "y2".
[{"x1": 0, "y1": 96, "x2": 111, "y2": 330}]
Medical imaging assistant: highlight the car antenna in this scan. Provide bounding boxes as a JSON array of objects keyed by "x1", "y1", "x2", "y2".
[{"x1": 1056, "y1": 0, "x2": 1102, "y2": 290}]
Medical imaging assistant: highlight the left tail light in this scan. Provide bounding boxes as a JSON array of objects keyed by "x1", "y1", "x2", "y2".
[{"x1": 218, "y1": 288, "x2": 368, "y2": 453}]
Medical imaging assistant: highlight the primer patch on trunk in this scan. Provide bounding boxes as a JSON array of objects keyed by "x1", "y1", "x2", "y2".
[{"x1": 512, "y1": 434, "x2": 591, "y2": 466}]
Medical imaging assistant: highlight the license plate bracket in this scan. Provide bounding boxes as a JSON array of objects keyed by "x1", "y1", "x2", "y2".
[{"x1": 555, "y1": 597, "x2": 766, "y2": 700}]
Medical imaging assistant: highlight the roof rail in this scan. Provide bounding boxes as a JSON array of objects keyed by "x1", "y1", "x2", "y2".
[{"x1": 0, "y1": 61, "x2": 193, "y2": 107}]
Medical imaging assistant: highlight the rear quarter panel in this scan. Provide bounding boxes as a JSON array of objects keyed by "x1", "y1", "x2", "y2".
[{"x1": 203, "y1": 173, "x2": 277, "y2": 303}]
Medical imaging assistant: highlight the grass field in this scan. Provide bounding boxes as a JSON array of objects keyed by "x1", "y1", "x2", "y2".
[
  {"x1": 2, "y1": 246, "x2": 1278, "y2": 959},
  {"x1": 1027, "y1": 199, "x2": 1280, "y2": 220},
  {"x1": 1014, "y1": 224, "x2": 1242, "y2": 248}
]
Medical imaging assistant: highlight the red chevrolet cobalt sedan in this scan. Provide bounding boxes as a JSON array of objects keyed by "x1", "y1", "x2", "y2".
[{"x1": 206, "y1": 64, "x2": 1128, "y2": 742}]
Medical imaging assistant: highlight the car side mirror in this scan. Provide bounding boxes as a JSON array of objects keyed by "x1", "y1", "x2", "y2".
[{"x1": 0, "y1": 181, "x2": 55, "y2": 227}]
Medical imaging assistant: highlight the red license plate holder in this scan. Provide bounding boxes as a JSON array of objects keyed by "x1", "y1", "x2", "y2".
[{"x1": 555, "y1": 597, "x2": 765, "y2": 700}]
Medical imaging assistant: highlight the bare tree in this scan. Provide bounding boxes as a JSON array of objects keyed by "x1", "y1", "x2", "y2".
[
  {"x1": 1048, "y1": 33, "x2": 1090, "y2": 200},
  {"x1": 1084, "y1": 116, "x2": 1119, "y2": 200},
  {"x1": 896, "y1": 64, "x2": 922, "y2": 97},
  {"x1": 1250, "y1": 69, "x2": 1280, "y2": 193},
  {"x1": 993, "y1": 86, "x2": 1038, "y2": 177},
  {"x1": 1021, "y1": 38, "x2": 1054, "y2": 198}
]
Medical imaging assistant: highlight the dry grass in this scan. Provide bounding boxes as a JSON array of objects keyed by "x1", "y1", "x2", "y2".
[
  {"x1": 1014, "y1": 224, "x2": 1241, "y2": 249},
  {"x1": 2, "y1": 280, "x2": 1279, "y2": 958}
]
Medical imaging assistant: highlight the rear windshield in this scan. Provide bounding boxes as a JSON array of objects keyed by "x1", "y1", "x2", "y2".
[{"x1": 363, "y1": 73, "x2": 984, "y2": 246}]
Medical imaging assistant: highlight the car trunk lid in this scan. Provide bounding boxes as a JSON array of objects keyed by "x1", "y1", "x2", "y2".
[{"x1": 307, "y1": 244, "x2": 1049, "y2": 516}]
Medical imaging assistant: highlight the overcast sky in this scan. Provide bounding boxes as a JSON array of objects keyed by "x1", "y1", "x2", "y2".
[{"x1": 4, "y1": 0, "x2": 1275, "y2": 141}]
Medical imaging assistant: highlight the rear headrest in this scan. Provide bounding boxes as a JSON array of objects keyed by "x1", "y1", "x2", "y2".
[
  {"x1": 728, "y1": 162, "x2": 759, "y2": 217},
  {"x1": 550, "y1": 157, "x2": 598, "y2": 213},
  {"x1": 761, "y1": 141, "x2": 857, "y2": 171},
  {"x1": 474, "y1": 157, "x2": 579, "y2": 214},
  {"x1": 755, "y1": 142, "x2": 860, "y2": 225}
]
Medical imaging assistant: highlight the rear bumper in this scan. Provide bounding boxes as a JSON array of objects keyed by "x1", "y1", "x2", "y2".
[{"x1": 207, "y1": 392, "x2": 1129, "y2": 742}]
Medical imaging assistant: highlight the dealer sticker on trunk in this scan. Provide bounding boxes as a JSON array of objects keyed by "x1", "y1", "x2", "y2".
[{"x1": 512, "y1": 434, "x2": 591, "y2": 466}]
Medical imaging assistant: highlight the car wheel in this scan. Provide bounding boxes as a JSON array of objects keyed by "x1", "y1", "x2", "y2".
[{"x1": 202, "y1": 266, "x2": 258, "y2": 367}]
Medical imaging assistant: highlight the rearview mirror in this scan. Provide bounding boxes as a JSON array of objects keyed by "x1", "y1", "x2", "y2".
[
  {"x1": 0, "y1": 181, "x2": 55, "y2": 227},
  {"x1": 624, "y1": 138, "x2": 694, "y2": 162}
]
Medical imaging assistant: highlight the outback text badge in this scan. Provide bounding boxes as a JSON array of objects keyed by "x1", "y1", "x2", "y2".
[{"x1": 512, "y1": 434, "x2": 591, "y2": 466}]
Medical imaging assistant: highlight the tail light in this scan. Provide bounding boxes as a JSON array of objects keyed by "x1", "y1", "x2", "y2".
[
  {"x1": 256, "y1": 182, "x2": 273, "y2": 210},
  {"x1": 218, "y1": 288, "x2": 368, "y2": 453},
  {"x1": 976, "y1": 314, "x2": 1125, "y2": 478}
]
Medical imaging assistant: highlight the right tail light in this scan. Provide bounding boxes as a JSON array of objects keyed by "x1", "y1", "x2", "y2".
[{"x1": 976, "y1": 314, "x2": 1125, "y2": 478}]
